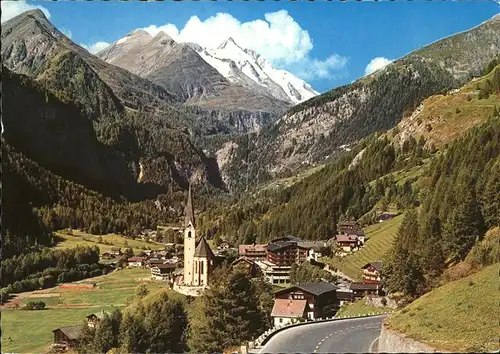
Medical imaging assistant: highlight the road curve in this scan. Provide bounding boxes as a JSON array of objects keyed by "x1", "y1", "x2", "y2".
[{"x1": 259, "y1": 316, "x2": 384, "y2": 353}]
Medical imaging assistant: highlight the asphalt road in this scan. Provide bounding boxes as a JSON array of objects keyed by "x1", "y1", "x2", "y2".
[{"x1": 259, "y1": 316, "x2": 384, "y2": 353}]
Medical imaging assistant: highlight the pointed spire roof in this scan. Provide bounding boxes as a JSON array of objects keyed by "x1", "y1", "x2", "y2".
[
  {"x1": 184, "y1": 184, "x2": 195, "y2": 228},
  {"x1": 194, "y1": 237, "x2": 215, "y2": 259}
]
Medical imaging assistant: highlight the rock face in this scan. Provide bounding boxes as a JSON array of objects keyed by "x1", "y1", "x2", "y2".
[{"x1": 98, "y1": 30, "x2": 289, "y2": 129}]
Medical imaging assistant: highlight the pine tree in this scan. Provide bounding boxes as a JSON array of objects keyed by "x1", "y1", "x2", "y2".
[
  {"x1": 383, "y1": 209, "x2": 425, "y2": 296},
  {"x1": 93, "y1": 314, "x2": 117, "y2": 353},
  {"x1": 188, "y1": 267, "x2": 262, "y2": 353},
  {"x1": 443, "y1": 188, "x2": 485, "y2": 261},
  {"x1": 481, "y1": 164, "x2": 500, "y2": 229}
]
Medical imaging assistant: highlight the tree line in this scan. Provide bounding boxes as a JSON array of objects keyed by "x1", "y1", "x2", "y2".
[{"x1": 0, "y1": 246, "x2": 101, "y2": 303}]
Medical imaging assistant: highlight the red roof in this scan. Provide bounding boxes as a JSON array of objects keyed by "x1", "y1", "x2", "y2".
[
  {"x1": 336, "y1": 235, "x2": 358, "y2": 243},
  {"x1": 238, "y1": 244, "x2": 267, "y2": 255},
  {"x1": 127, "y1": 257, "x2": 146, "y2": 262},
  {"x1": 271, "y1": 299, "x2": 307, "y2": 318}
]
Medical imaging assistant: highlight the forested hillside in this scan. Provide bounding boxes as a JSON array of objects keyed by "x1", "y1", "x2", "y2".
[
  {"x1": 384, "y1": 115, "x2": 500, "y2": 296},
  {"x1": 216, "y1": 15, "x2": 500, "y2": 190},
  {"x1": 197, "y1": 58, "x2": 500, "y2": 248}
]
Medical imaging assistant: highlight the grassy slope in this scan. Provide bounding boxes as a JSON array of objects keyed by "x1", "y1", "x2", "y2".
[
  {"x1": 322, "y1": 215, "x2": 403, "y2": 280},
  {"x1": 257, "y1": 164, "x2": 326, "y2": 194},
  {"x1": 54, "y1": 230, "x2": 165, "y2": 254},
  {"x1": 387, "y1": 263, "x2": 500, "y2": 353},
  {"x1": 1, "y1": 268, "x2": 169, "y2": 353},
  {"x1": 394, "y1": 65, "x2": 500, "y2": 149},
  {"x1": 336, "y1": 299, "x2": 388, "y2": 317}
]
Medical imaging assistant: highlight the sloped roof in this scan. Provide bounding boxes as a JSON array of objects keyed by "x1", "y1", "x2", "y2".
[
  {"x1": 271, "y1": 235, "x2": 302, "y2": 244},
  {"x1": 238, "y1": 244, "x2": 267, "y2": 255},
  {"x1": 362, "y1": 261, "x2": 383, "y2": 271},
  {"x1": 349, "y1": 282, "x2": 379, "y2": 291},
  {"x1": 87, "y1": 310, "x2": 110, "y2": 320},
  {"x1": 184, "y1": 184, "x2": 195, "y2": 228},
  {"x1": 275, "y1": 282, "x2": 338, "y2": 297},
  {"x1": 336, "y1": 290, "x2": 354, "y2": 301},
  {"x1": 154, "y1": 263, "x2": 177, "y2": 269},
  {"x1": 194, "y1": 237, "x2": 214, "y2": 259},
  {"x1": 336, "y1": 235, "x2": 358, "y2": 243},
  {"x1": 271, "y1": 299, "x2": 307, "y2": 318},
  {"x1": 53, "y1": 325, "x2": 83, "y2": 340},
  {"x1": 298, "y1": 241, "x2": 327, "y2": 251},
  {"x1": 232, "y1": 257, "x2": 255, "y2": 266}
]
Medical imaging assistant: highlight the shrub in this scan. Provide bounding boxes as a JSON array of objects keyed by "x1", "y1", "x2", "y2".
[
  {"x1": 135, "y1": 284, "x2": 149, "y2": 297},
  {"x1": 25, "y1": 301, "x2": 46, "y2": 310}
]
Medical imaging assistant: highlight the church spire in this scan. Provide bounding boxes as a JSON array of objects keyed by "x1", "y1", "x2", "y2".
[{"x1": 184, "y1": 184, "x2": 195, "y2": 228}]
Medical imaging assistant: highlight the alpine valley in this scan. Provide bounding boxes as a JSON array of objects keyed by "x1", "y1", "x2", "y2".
[{"x1": 2, "y1": 7, "x2": 500, "y2": 354}]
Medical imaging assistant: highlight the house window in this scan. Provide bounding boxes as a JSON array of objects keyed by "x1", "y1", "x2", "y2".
[{"x1": 279, "y1": 318, "x2": 283, "y2": 323}]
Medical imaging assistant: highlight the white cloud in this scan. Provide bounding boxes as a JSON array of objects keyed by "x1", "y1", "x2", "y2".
[
  {"x1": 365, "y1": 57, "x2": 393, "y2": 75},
  {"x1": 139, "y1": 10, "x2": 346, "y2": 81},
  {"x1": 81, "y1": 41, "x2": 111, "y2": 54},
  {"x1": 294, "y1": 55, "x2": 349, "y2": 80},
  {"x1": 1, "y1": 0, "x2": 51, "y2": 23},
  {"x1": 60, "y1": 28, "x2": 72, "y2": 39}
]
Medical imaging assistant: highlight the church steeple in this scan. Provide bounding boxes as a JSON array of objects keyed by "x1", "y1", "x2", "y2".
[{"x1": 184, "y1": 184, "x2": 195, "y2": 228}]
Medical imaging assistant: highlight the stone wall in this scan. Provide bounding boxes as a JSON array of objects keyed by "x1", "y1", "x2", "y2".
[
  {"x1": 378, "y1": 324, "x2": 447, "y2": 353},
  {"x1": 365, "y1": 295, "x2": 398, "y2": 309},
  {"x1": 173, "y1": 283, "x2": 205, "y2": 297}
]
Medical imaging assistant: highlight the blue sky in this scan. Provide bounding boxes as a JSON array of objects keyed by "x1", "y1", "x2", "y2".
[{"x1": 2, "y1": 1, "x2": 499, "y2": 93}]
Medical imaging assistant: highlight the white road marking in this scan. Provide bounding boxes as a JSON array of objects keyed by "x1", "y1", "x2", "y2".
[{"x1": 369, "y1": 336, "x2": 380, "y2": 353}]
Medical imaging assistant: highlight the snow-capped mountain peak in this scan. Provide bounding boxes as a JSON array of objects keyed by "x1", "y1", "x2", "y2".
[{"x1": 194, "y1": 37, "x2": 318, "y2": 104}]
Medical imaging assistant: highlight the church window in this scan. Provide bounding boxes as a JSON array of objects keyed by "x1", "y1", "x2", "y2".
[
  {"x1": 201, "y1": 261, "x2": 204, "y2": 275},
  {"x1": 188, "y1": 231, "x2": 192, "y2": 238}
]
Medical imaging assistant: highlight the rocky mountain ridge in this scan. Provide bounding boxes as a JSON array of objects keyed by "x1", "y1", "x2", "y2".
[
  {"x1": 192, "y1": 37, "x2": 318, "y2": 104},
  {"x1": 97, "y1": 29, "x2": 290, "y2": 129}
]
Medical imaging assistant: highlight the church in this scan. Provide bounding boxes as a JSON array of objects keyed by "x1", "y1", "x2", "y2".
[{"x1": 174, "y1": 185, "x2": 215, "y2": 295}]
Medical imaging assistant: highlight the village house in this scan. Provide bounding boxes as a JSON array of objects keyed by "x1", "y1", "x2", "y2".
[
  {"x1": 336, "y1": 288, "x2": 355, "y2": 306},
  {"x1": 109, "y1": 247, "x2": 122, "y2": 257},
  {"x1": 148, "y1": 258, "x2": 165, "y2": 267},
  {"x1": 52, "y1": 325, "x2": 83, "y2": 350},
  {"x1": 266, "y1": 241, "x2": 309, "y2": 266},
  {"x1": 231, "y1": 257, "x2": 261, "y2": 278},
  {"x1": 272, "y1": 282, "x2": 339, "y2": 325},
  {"x1": 337, "y1": 221, "x2": 361, "y2": 235},
  {"x1": 348, "y1": 282, "x2": 380, "y2": 298},
  {"x1": 238, "y1": 243, "x2": 267, "y2": 261},
  {"x1": 127, "y1": 257, "x2": 146, "y2": 267},
  {"x1": 362, "y1": 261, "x2": 383, "y2": 284},
  {"x1": 298, "y1": 241, "x2": 328, "y2": 262},
  {"x1": 255, "y1": 260, "x2": 292, "y2": 285},
  {"x1": 151, "y1": 263, "x2": 177, "y2": 282},
  {"x1": 86, "y1": 311, "x2": 110, "y2": 328},
  {"x1": 335, "y1": 234, "x2": 361, "y2": 253},
  {"x1": 271, "y1": 298, "x2": 308, "y2": 326}
]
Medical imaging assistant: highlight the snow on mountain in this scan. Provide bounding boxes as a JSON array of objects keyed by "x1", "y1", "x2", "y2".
[{"x1": 192, "y1": 37, "x2": 319, "y2": 104}]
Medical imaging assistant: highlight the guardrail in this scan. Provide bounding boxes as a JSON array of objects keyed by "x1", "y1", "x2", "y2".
[{"x1": 253, "y1": 311, "x2": 394, "y2": 348}]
